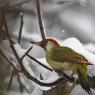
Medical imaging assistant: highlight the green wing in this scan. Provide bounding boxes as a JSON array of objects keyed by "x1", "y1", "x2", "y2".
[{"x1": 51, "y1": 46, "x2": 90, "y2": 64}]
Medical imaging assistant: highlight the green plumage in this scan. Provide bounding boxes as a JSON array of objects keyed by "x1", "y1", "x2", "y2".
[
  {"x1": 46, "y1": 41, "x2": 93, "y2": 95},
  {"x1": 46, "y1": 46, "x2": 88, "y2": 75}
]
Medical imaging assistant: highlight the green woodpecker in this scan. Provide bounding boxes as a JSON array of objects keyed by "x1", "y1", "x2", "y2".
[{"x1": 31, "y1": 38, "x2": 93, "y2": 95}]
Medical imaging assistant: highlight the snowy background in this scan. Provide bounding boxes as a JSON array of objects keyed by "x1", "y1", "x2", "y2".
[{"x1": 0, "y1": 0, "x2": 95, "y2": 95}]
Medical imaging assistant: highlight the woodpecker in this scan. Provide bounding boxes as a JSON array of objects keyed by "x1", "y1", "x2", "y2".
[{"x1": 31, "y1": 38, "x2": 93, "y2": 95}]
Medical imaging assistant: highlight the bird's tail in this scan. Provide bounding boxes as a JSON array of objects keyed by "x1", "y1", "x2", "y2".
[{"x1": 77, "y1": 70, "x2": 93, "y2": 95}]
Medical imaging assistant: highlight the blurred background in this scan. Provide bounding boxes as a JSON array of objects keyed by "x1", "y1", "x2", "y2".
[{"x1": 0, "y1": 0, "x2": 95, "y2": 95}]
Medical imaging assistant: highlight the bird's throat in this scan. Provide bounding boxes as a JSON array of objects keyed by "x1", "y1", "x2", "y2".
[{"x1": 46, "y1": 41, "x2": 55, "y2": 52}]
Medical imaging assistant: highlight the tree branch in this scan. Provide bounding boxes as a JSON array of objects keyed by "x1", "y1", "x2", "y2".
[
  {"x1": 18, "y1": 12, "x2": 24, "y2": 44},
  {"x1": 7, "y1": 70, "x2": 15, "y2": 90},
  {"x1": 0, "y1": 12, "x2": 3, "y2": 29},
  {"x1": 36, "y1": 0, "x2": 46, "y2": 41},
  {"x1": 16, "y1": 73, "x2": 30, "y2": 93},
  {"x1": 21, "y1": 46, "x2": 33, "y2": 60},
  {"x1": 27, "y1": 54, "x2": 53, "y2": 71}
]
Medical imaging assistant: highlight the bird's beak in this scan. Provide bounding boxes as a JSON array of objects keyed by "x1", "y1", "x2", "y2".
[{"x1": 30, "y1": 40, "x2": 47, "y2": 50}]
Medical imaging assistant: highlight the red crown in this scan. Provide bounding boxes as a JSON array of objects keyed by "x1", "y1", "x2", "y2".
[{"x1": 47, "y1": 38, "x2": 60, "y2": 46}]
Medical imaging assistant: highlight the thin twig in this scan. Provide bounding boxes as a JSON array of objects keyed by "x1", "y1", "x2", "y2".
[
  {"x1": 7, "y1": 69, "x2": 15, "y2": 90},
  {"x1": 17, "y1": 73, "x2": 25, "y2": 92},
  {"x1": 62, "y1": 73, "x2": 75, "y2": 83},
  {"x1": 36, "y1": 0, "x2": 46, "y2": 41},
  {"x1": 2, "y1": 13, "x2": 13, "y2": 43},
  {"x1": 17, "y1": 73, "x2": 30, "y2": 93},
  {"x1": 18, "y1": 12, "x2": 24, "y2": 44},
  {"x1": 0, "y1": 12, "x2": 3, "y2": 29},
  {"x1": 21, "y1": 46, "x2": 33, "y2": 60},
  {"x1": 27, "y1": 54, "x2": 53, "y2": 71}
]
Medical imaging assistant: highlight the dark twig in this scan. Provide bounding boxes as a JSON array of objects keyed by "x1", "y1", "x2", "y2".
[
  {"x1": 17, "y1": 73, "x2": 24, "y2": 92},
  {"x1": 17, "y1": 73, "x2": 28, "y2": 93},
  {"x1": 18, "y1": 12, "x2": 24, "y2": 44},
  {"x1": 21, "y1": 46, "x2": 33, "y2": 60},
  {"x1": 2, "y1": 12, "x2": 13, "y2": 44},
  {"x1": 36, "y1": 0, "x2": 46, "y2": 41},
  {"x1": 0, "y1": 12, "x2": 3, "y2": 29},
  {"x1": 62, "y1": 73, "x2": 75, "y2": 83},
  {"x1": 7, "y1": 70, "x2": 15, "y2": 90},
  {"x1": 27, "y1": 54, "x2": 53, "y2": 71},
  {"x1": 17, "y1": 73, "x2": 32, "y2": 93}
]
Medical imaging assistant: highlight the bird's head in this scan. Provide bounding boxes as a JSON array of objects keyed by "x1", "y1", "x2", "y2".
[
  {"x1": 30, "y1": 38, "x2": 60, "y2": 51},
  {"x1": 40, "y1": 38, "x2": 60, "y2": 51}
]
